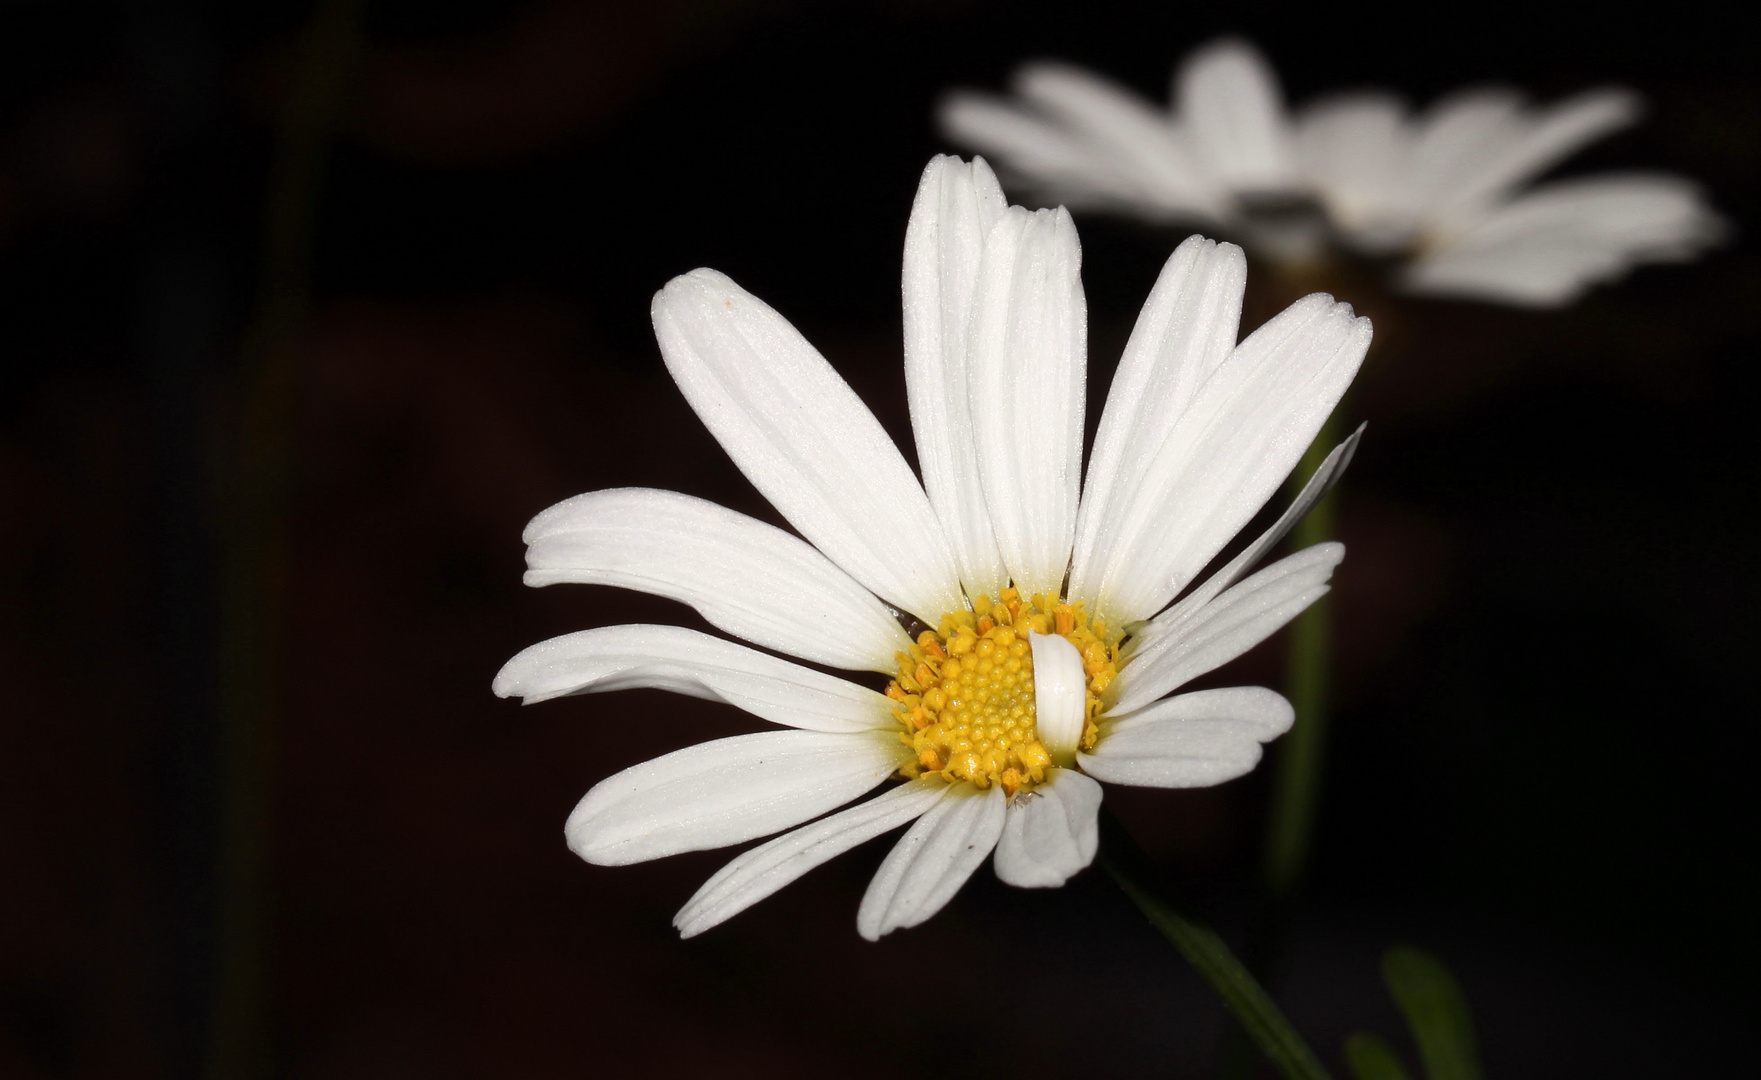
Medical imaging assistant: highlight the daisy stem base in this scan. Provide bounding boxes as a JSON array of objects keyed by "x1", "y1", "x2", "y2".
[{"x1": 1099, "y1": 811, "x2": 1333, "y2": 1080}]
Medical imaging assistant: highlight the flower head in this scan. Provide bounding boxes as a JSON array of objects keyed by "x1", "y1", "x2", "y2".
[
  {"x1": 940, "y1": 38, "x2": 1725, "y2": 307},
  {"x1": 494, "y1": 155, "x2": 1371, "y2": 939}
]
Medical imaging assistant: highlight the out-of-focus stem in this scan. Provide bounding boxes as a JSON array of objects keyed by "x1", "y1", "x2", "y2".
[
  {"x1": 1099, "y1": 811, "x2": 1334, "y2": 1080},
  {"x1": 1263, "y1": 411, "x2": 1342, "y2": 906},
  {"x1": 208, "y1": 3, "x2": 362, "y2": 1077}
]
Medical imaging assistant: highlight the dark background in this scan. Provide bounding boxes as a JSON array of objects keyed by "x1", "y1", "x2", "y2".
[{"x1": 2, "y1": 1, "x2": 1756, "y2": 1076}]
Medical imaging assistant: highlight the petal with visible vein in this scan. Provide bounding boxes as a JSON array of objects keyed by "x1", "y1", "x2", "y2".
[
  {"x1": 521, "y1": 488, "x2": 908, "y2": 672},
  {"x1": 493, "y1": 623, "x2": 898, "y2": 733},
  {"x1": 967, "y1": 206, "x2": 1086, "y2": 599},
  {"x1": 566, "y1": 729, "x2": 909, "y2": 866},
  {"x1": 653, "y1": 269, "x2": 962, "y2": 622},
  {"x1": 1080, "y1": 687, "x2": 1293, "y2": 788},
  {"x1": 675, "y1": 779, "x2": 947, "y2": 938},
  {"x1": 856, "y1": 782, "x2": 1007, "y2": 940}
]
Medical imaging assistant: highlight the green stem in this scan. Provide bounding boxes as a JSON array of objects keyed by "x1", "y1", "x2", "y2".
[
  {"x1": 1263, "y1": 411, "x2": 1342, "y2": 906},
  {"x1": 208, "y1": 3, "x2": 362, "y2": 1077},
  {"x1": 1098, "y1": 812, "x2": 1334, "y2": 1080}
]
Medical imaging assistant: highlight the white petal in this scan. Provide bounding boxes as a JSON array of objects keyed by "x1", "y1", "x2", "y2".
[
  {"x1": 565, "y1": 729, "x2": 909, "y2": 866},
  {"x1": 1029, "y1": 631, "x2": 1087, "y2": 764},
  {"x1": 1079, "y1": 687, "x2": 1292, "y2": 788},
  {"x1": 992, "y1": 768, "x2": 1103, "y2": 888},
  {"x1": 1011, "y1": 63, "x2": 1225, "y2": 219},
  {"x1": 1429, "y1": 88, "x2": 1640, "y2": 225},
  {"x1": 903, "y1": 155, "x2": 1010, "y2": 600},
  {"x1": 1081, "y1": 294, "x2": 1370, "y2": 625},
  {"x1": 967, "y1": 206, "x2": 1086, "y2": 599},
  {"x1": 1176, "y1": 38, "x2": 1300, "y2": 193},
  {"x1": 674, "y1": 778, "x2": 948, "y2": 938},
  {"x1": 1108, "y1": 543, "x2": 1344, "y2": 716},
  {"x1": 1406, "y1": 88, "x2": 1526, "y2": 215},
  {"x1": 856, "y1": 782, "x2": 1007, "y2": 940},
  {"x1": 1405, "y1": 173, "x2": 1726, "y2": 307},
  {"x1": 521, "y1": 488, "x2": 909, "y2": 672},
  {"x1": 1295, "y1": 92, "x2": 1416, "y2": 250},
  {"x1": 1069, "y1": 236, "x2": 1246, "y2": 607},
  {"x1": 493, "y1": 624, "x2": 897, "y2": 733},
  {"x1": 1143, "y1": 425, "x2": 1361, "y2": 633},
  {"x1": 652, "y1": 269, "x2": 963, "y2": 622}
]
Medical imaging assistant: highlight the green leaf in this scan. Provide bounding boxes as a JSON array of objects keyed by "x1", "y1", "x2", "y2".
[
  {"x1": 1380, "y1": 947, "x2": 1484, "y2": 1080},
  {"x1": 1343, "y1": 1032, "x2": 1413, "y2": 1080}
]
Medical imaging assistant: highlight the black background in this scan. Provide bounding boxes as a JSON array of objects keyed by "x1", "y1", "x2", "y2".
[{"x1": 2, "y1": 1, "x2": 1756, "y2": 1076}]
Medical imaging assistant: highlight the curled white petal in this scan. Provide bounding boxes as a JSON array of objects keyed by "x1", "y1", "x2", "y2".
[
  {"x1": 492, "y1": 624, "x2": 897, "y2": 733},
  {"x1": 652, "y1": 268, "x2": 962, "y2": 622},
  {"x1": 675, "y1": 779, "x2": 948, "y2": 938},
  {"x1": 1080, "y1": 687, "x2": 1293, "y2": 788},
  {"x1": 856, "y1": 782, "x2": 1007, "y2": 940},
  {"x1": 993, "y1": 768, "x2": 1103, "y2": 888},
  {"x1": 521, "y1": 488, "x2": 908, "y2": 672},
  {"x1": 1029, "y1": 631, "x2": 1087, "y2": 764},
  {"x1": 565, "y1": 729, "x2": 909, "y2": 866}
]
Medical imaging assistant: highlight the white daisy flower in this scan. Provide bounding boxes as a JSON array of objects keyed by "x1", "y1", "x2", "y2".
[
  {"x1": 941, "y1": 37, "x2": 1725, "y2": 307},
  {"x1": 493, "y1": 155, "x2": 1371, "y2": 940}
]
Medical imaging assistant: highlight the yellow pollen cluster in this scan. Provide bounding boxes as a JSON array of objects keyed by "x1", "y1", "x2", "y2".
[{"x1": 887, "y1": 587, "x2": 1121, "y2": 797}]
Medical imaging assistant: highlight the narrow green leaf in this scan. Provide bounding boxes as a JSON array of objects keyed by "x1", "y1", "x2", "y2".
[
  {"x1": 1343, "y1": 1032, "x2": 1413, "y2": 1080},
  {"x1": 1098, "y1": 811, "x2": 1333, "y2": 1080},
  {"x1": 1380, "y1": 947, "x2": 1484, "y2": 1080}
]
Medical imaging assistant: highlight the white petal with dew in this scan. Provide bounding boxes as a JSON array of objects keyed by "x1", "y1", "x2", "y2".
[
  {"x1": 1030, "y1": 631, "x2": 1087, "y2": 764},
  {"x1": 993, "y1": 768, "x2": 1103, "y2": 888},
  {"x1": 967, "y1": 207, "x2": 1086, "y2": 600},
  {"x1": 521, "y1": 488, "x2": 908, "y2": 672},
  {"x1": 1109, "y1": 543, "x2": 1343, "y2": 716},
  {"x1": 1177, "y1": 38, "x2": 1300, "y2": 194},
  {"x1": 493, "y1": 624, "x2": 897, "y2": 733},
  {"x1": 1405, "y1": 173, "x2": 1726, "y2": 307},
  {"x1": 1069, "y1": 236, "x2": 1246, "y2": 607},
  {"x1": 1081, "y1": 294, "x2": 1369, "y2": 624},
  {"x1": 653, "y1": 269, "x2": 963, "y2": 622},
  {"x1": 675, "y1": 778, "x2": 948, "y2": 938},
  {"x1": 1080, "y1": 687, "x2": 1293, "y2": 788},
  {"x1": 903, "y1": 155, "x2": 1010, "y2": 600},
  {"x1": 566, "y1": 729, "x2": 908, "y2": 866},
  {"x1": 857, "y1": 782, "x2": 1007, "y2": 940}
]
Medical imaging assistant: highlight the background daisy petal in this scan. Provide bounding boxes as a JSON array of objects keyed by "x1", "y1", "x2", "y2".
[
  {"x1": 1176, "y1": 37, "x2": 1300, "y2": 193},
  {"x1": 565, "y1": 730, "x2": 909, "y2": 866}
]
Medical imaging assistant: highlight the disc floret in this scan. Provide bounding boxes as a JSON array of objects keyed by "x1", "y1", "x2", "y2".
[{"x1": 887, "y1": 587, "x2": 1121, "y2": 796}]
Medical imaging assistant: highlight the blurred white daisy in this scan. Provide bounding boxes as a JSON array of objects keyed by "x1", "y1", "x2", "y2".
[
  {"x1": 941, "y1": 38, "x2": 1725, "y2": 307},
  {"x1": 494, "y1": 155, "x2": 1370, "y2": 940}
]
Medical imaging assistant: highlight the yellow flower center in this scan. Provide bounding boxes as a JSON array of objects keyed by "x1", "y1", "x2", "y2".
[{"x1": 886, "y1": 587, "x2": 1121, "y2": 796}]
